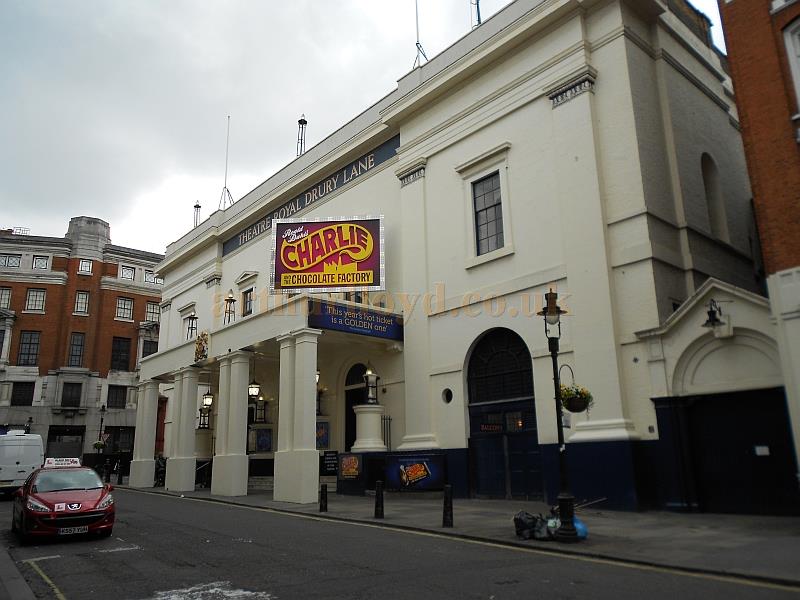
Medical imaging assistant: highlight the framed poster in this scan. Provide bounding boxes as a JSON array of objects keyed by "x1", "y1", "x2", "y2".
[{"x1": 316, "y1": 421, "x2": 330, "y2": 450}]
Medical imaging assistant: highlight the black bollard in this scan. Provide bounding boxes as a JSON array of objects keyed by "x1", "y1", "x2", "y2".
[
  {"x1": 104, "y1": 458, "x2": 111, "y2": 483},
  {"x1": 374, "y1": 480, "x2": 384, "y2": 519},
  {"x1": 442, "y1": 484, "x2": 453, "y2": 528},
  {"x1": 320, "y1": 483, "x2": 328, "y2": 513}
]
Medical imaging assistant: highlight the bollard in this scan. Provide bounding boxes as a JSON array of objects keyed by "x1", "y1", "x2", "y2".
[
  {"x1": 320, "y1": 483, "x2": 328, "y2": 513},
  {"x1": 442, "y1": 484, "x2": 454, "y2": 528},
  {"x1": 103, "y1": 458, "x2": 111, "y2": 483},
  {"x1": 374, "y1": 480, "x2": 384, "y2": 519}
]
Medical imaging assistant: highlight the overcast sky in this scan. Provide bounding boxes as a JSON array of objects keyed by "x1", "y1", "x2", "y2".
[{"x1": 0, "y1": 0, "x2": 725, "y2": 255}]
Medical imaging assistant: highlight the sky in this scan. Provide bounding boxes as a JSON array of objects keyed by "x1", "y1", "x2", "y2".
[{"x1": 0, "y1": 0, "x2": 725, "y2": 255}]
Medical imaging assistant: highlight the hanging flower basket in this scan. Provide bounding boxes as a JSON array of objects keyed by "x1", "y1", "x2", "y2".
[
  {"x1": 93, "y1": 440, "x2": 106, "y2": 451},
  {"x1": 560, "y1": 383, "x2": 593, "y2": 413}
]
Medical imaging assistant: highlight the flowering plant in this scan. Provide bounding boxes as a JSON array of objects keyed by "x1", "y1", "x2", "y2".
[
  {"x1": 560, "y1": 384, "x2": 593, "y2": 413},
  {"x1": 93, "y1": 440, "x2": 106, "y2": 450}
]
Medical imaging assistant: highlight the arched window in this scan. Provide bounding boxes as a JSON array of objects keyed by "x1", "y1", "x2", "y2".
[
  {"x1": 468, "y1": 329, "x2": 533, "y2": 404},
  {"x1": 702, "y1": 153, "x2": 729, "y2": 242}
]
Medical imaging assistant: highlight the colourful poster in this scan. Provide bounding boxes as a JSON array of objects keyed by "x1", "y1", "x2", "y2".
[{"x1": 270, "y1": 217, "x2": 384, "y2": 293}]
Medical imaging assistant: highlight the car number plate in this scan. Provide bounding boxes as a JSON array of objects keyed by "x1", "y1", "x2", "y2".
[{"x1": 58, "y1": 526, "x2": 89, "y2": 535}]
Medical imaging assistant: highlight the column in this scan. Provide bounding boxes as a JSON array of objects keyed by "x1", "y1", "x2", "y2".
[
  {"x1": 129, "y1": 380, "x2": 159, "y2": 487},
  {"x1": 168, "y1": 372, "x2": 183, "y2": 458},
  {"x1": 0, "y1": 317, "x2": 13, "y2": 363},
  {"x1": 276, "y1": 335, "x2": 295, "y2": 452},
  {"x1": 165, "y1": 367, "x2": 199, "y2": 492},
  {"x1": 396, "y1": 160, "x2": 439, "y2": 450},
  {"x1": 274, "y1": 328, "x2": 321, "y2": 504},
  {"x1": 211, "y1": 351, "x2": 250, "y2": 496},
  {"x1": 215, "y1": 356, "x2": 232, "y2": 455}
]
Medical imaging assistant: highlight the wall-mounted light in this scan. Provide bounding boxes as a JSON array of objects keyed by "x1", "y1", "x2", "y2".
[
  {"x1": 224, "y1": 290, "x2": 237, "y2": 324},
  {"x1": 248, "y1": 355, "x2": 261, "y2": 397},
  {"x1": 702, "y1": 299, "x2": 725, "y2": 329}
]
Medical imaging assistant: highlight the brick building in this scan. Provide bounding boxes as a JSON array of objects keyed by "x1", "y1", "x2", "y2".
[
  {"x1": 0, "y1": 217, "x2": 163, "y2": 465},
  {"x1": 718, "y1": 0, "x2": 800, "y2": 484}
]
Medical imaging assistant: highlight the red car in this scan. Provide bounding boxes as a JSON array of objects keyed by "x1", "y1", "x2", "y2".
[{"x1": 11, "y1": 462, "x2": 115, "y2": 544}]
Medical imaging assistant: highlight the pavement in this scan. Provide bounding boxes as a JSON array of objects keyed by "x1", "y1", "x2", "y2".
[{"x1": 3, "y1": 481, "x2": 800, "y2": 598}]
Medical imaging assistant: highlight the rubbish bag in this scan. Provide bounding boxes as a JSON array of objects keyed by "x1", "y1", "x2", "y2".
[{"x1": 513, "y1": 511, "x2": 538, "y2": 539}]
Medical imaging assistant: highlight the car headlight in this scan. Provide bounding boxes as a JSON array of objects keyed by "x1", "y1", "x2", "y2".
[
  {"x1": 26, "y1": 498, "x2": 51, "y2": 513},
  {"x1": 97, "y1": 493, "x2": 114, "y2": 509}
]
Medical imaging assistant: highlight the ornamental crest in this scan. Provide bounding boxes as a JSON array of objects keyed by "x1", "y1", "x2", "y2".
[{"x1": 194, "y1": 330, "x2": 209, "y2": 363}]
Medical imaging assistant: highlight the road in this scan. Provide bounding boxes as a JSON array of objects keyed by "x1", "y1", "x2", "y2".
[{"x1": 1, "y1": 489, "x2": 796, "y2": 599}]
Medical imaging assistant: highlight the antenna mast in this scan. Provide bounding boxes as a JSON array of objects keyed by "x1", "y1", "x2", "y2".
[
  {"x1": 413, "y1": 0, "x2": 428, "y2": 69},
  {"x1": 219, "y1": 115, "x2": 234, "y2": 210},
  {"x1": 471, "y1": 0, "x2": 482, "y2": 28},
  {"x1": 297, "y1": 114, "x2": 307, "y2": 157},
  {"x1": 193, "y1": 201, "x2": 201, "y2": 228}
]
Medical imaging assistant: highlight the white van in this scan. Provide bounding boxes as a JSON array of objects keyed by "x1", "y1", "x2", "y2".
[{"x1": 0, "y1": 431, "x2": 44, "y2": 494}]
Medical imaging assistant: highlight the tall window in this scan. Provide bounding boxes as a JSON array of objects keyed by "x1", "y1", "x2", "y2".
[
  {"x1": 242, "y1": 289, "x2": 254, "y2": 316},
  {"x1": 116, "y1": 297, "x2": 134, "y2": 320},
  {"x1": 61, "y1": 382, "x2": 82, "y2": 408},
  {"x1": 473, "y1": 172, "x2": 504, "y2": 256},
  {"x1": 111, "y1": 337, "x2": 131, "y2": 371},
  {"x1": 78, "y1": 259, "x2": 92, "y2": 273},
  {"x1": 0, "y1": 287, "x2": 10, "y2": 309},
  {"x1": 785, "y1": 19, "x2": 800, "y2": 113},
  {"x1": 185, "y1": 314, "x2": 198, "y2": 340},
  {"x1": 701, "y1": 153, "x2": 729, "y2": 242},
  {"x1": 0, "y1": 254, "x2": 21, "y2": 268},
  {"x1": 68, "y1": 333, "x2": 85, "y2": 367},
  {"x1": 145, "y1": 301, "x2": 160, "y2": 323},
  {"x1": 32, "y1": 256, "x2": 49, "y2": 270},
  {"x1": 120, "y1": 266, "x2": 135, "y2": 280},
  {"x1": 107, "y1": 385, "x2": 127, "y2": 409},
  {"x1": 11, "y1": 382, "x2": 35, "y2": 406},
  {"x1": 74, "y1": 291, "x2": 89, "y2": 314},
  {"x1": 25, "y1": 288, "x2": 46, "y2": 311},
  {"x1": 142, "y1": 339, "x2": 158, "y2": 358},
  {"x1": 17, "y1": 331, "x2": 40, "y2": 366}
]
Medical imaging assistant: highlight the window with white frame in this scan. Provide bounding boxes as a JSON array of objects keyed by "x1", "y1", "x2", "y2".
[
  {"x1": 785, "y1": 19, "x2": 800, "y2": 114},
  {"x1": 145, "y1": 301, "x2": 160, "y2": 323},
  {"x1": 78, "y1": 259, "x2": 92, "y2": 274},
  {"x1": 473, "y1": 172, "x2": 504, "y2": 256},
  {"x1": 144, "y1": 270, "x2": 163, "y2": 284},
  {"x1": 0, "y1": 254, "x2": 21, "y2": 268},
  {"x1": 32, "y1": 256, "x2": 49, "y2": 270},
  {"x1": 120, "y1": 265, "x2": 135, "y2": 280},
  {"x1": 74, "y1": 291, "x2": 89, "y2": 315},
  {"x1": 242, "y1": 288, "x2": 254, "y2": 316},
  {"x1": 116, "y1": 297, "x2": 134, "y2": 320},
  {"x1": 25, "y1": 288, "x2": 46, "y2": 311},
  {"x1": 67, "y1": 332, "x2": 85, "y2": 367},
  {"x1": 185, "y1": 312, "x2": 198, "y2": 339},
  {"x1": 17, "y1": 331, "x2": 40, "y2": 366},
  {"x1": 0, "y1": 287, "x2": 10, "y2": 309}
]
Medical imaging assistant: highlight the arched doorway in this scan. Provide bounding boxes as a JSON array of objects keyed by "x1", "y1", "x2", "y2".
[
  {"x1": 467, "y1": 328, "x2": 542, "y2": 499},
  {"x1": 344, "y1": 364, "x2": 367, "y2": 451}
]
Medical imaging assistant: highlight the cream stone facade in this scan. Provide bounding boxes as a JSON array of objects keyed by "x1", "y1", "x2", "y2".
[{"x1": 133, "y1": 0, "x2": 797, "y2": 512}]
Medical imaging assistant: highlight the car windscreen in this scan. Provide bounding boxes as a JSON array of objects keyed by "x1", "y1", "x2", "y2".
[{"x1": 34, "y1": 469, "x2": 103, "y2": 492}]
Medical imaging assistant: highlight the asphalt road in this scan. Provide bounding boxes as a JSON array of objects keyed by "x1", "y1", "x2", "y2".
[{"x1": 1, "y1": 489, "x2": 796, "y2": 599}]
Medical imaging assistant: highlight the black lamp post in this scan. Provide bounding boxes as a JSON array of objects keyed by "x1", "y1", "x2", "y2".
[
  {"x1": 363, "y1": 363, "x2": 380, "y2": 404},
  {"x1": 199, "y1": 387, "x2": 213, "y2": 429},
  {"x1": 25, "y1": 416, "x2": 33, "y2": 433},
  {"x1": 224, "y1": 290, "x2": 237, "y2": 325},
  {"x1": 96, "y1": 404, "x2": 107, "y2": 455},
  {"x1": 537, "y1": 289, "x2": 578, "y2": 543}
]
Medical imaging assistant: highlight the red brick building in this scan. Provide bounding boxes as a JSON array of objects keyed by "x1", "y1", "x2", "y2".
[
  {"x1": 718, "y1": 0, "x2": 800, "y2": 480},
  {"x1": 0, "y1": 217, "x2": 163, "y2": 464}
]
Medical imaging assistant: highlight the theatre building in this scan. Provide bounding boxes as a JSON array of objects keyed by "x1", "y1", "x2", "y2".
[{"x1": 133, "y1": 0, "x2": 799, "y2": 513}]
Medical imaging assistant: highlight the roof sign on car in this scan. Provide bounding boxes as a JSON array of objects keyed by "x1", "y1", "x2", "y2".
[{"x1": 44, "y1": 457, "x2": 82, "y2": 468}]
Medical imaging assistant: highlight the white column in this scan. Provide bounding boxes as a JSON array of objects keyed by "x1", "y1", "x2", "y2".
[
  {"x1": 168, "y1": 372, "x2": 183, "y2": 457},
  {"x1": 166, "y1": 367, "x2": 199, "y2": 492},
  {"x1": 215, "y1": 356, "x2": 231, "y2": 455},
  {"x1": 276, "y1": 335, "x2": 295, "y2": 452},
  {"x1": 351, "y1": 404, "x2": 387, "y2": 451},
  {"x1": 211, "y1": 351, "x2": 250, "y2": 496},
  {"x1": 396, "y1": 162, "x2": 439, "y2": 451},
  {"x1": 0, "y1": 317, "x2": 13, "y2": 363},
  {"x1": 768, "y1": 268, "x2": 800, "y2": 476},
  {"x1": 274, "y1": 329, "x2": 321, "y2": 504},
  {"x1": 129, "y1": 380, "x2": 159, "y2": 487}
]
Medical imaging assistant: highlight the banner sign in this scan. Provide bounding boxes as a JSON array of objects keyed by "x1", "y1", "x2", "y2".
[
  {"x1": 308, "y1": 299, "x2": 403, "y2": 341},
  {"x1": 270, "y1": 216, "x2": 384, "y2": 293},
  {"x1": 222, "y1": 135, "x2": 400, "y2": 256},
  {"x1": 339, "y1": 453, "x2": 362, "y2": 480},
  {"x1": 385, "y1": 453, "x2": 446, "y2": 491}
]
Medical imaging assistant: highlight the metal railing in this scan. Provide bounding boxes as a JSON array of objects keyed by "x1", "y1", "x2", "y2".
[{"x1": 381, "y1": 415, "x2": 392, "y2": 450}]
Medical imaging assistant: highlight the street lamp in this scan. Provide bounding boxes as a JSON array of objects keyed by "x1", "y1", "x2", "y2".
[
  {"x1": 248, "y1": 355, "x2": 261, "y2": 398},
  {"x1": 95, "y1": 404, "x2": 107, "y2": 455},
  {"x1": 537, "y1": 289, "x2": 578, "y2": 543},
  {"x1": 224, "y1": 290, "x2": 237, "y2": 324},
  {"x1": 702, "y1": 298, "x2": 725, "y2": 329},
  {"x1": 199, "y1": 387, "x2": 213, "y2": 429},
  {"x1": 25, "y1": 416, "x2": 33, "y2": 433},
  {"x1": 363, "y1": 363, "x2": 380, "y2": 404}
]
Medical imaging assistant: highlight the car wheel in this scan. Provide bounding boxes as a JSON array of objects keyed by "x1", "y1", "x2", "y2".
[
  {"x1": 17, "y1": 515, "x2": 31, "y2": 546},
  {"x1": 10, "y1": 511, "x2": 17, "y2": 533}
]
